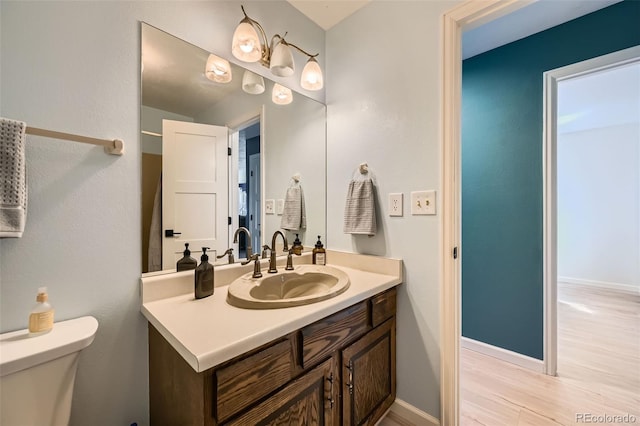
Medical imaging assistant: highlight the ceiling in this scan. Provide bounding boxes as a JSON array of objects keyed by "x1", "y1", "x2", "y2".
[
  {"x1": 463, "y1": 0, "x2": 623, "y2": 59},
  {"x1": 285, "y1": 0, "x2": 621, "y2": 58},
  {"x1": 286, "y1": 0, "x2": 370, "y2": 30}
]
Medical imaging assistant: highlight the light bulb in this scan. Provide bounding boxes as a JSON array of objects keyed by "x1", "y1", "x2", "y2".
[
  {"x1": 272, "y1": 83, "x2": 293, "y2": 105},
  {"x1": 205, "y1": 54, "x2": 232, "y2": 83},
  {"x1": 232, "y1": 19, "x2": 262, "y2": 63},
  {"x1": 301, "y1": 57, "x2": 323, "y2": 91}
]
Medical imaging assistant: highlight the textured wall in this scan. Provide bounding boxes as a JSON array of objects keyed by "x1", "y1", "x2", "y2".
[
  {"x1": 326, "y1": 0, "x2": 461, "y2": 418},
  {"x1": 461, "y1": 0, "x2": 640, "y2": 359},
  {"x1": 0, "y1": 2, "x2": 323, "y2": 425}
]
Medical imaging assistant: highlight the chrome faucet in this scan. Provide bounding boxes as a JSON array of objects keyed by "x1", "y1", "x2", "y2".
[
  {"x1": 268, "y1": 230, "x2": 289, "y2": 273},
  {"x1": 233, "y1": 227, "x2": 253, "y2": 259}
]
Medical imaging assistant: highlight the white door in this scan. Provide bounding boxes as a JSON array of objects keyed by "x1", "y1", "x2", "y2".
[
  {"x1": 248, "y1": 153, "x2": 261, "y2": 250},
  {"x1": 162, "y1": 120, "x2": 228, "y2": 270}
]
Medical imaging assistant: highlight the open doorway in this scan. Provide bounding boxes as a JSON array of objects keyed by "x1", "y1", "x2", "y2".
[
  {"x1": 443, "y1": 1, "x2": 639, "y2": 423},
  {"x1": 236, "y1": 121, "x2": 261, "y2": 258},
  {"x1": 551, "y1": 53, "x2": 640, "y2": 400}
]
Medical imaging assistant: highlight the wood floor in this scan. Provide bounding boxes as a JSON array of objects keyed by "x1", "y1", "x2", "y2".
[{"x1": 460, "y1": 282, "x2": 640, "y2": 425}]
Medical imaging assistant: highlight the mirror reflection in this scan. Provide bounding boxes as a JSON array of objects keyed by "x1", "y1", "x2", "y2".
[{"x1": 140, "y1": 23, "x2": 326, "y2": 274}]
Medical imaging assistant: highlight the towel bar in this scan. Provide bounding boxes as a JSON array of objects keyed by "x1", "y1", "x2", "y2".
[{"x1": 26, "y1": 126, "x2": 124, "y2": 156}]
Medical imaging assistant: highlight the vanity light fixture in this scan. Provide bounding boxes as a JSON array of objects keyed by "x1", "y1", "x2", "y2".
[
  {"x1": 205, "y1": 54, "x2": 232, "y2": 83},
  {"x1": 231, "y1": 5, "x2": 324, "y2": 91},
  {"x1": 272, "y1": 83, "x2": 293, "y2": 105},
  {"x1": 242, "y1": 70, "x2": 266, "y2": 94}
]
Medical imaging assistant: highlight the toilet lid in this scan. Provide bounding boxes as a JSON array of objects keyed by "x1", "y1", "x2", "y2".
[{"x1": 0, "y1": 316, "x2": 98, "y2": 377}]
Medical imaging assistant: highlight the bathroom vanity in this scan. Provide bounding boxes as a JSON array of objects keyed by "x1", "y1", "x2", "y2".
[{"x1": 141, "y1": 251, "x2": 402, "y2": 425}]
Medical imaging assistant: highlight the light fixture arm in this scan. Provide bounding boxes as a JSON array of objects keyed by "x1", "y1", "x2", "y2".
[{"x1": 280, "y1": 39, "x2": 319, "y2": 59}]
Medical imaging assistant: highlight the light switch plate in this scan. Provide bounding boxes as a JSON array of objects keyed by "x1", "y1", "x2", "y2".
[
  {"x1": 265, "y1": 199, "x2": 275, "y2": 214},
  {"x1": 276, "y1": 199, "x2": 284, "y2": 215},
  {"x1": 389, "y1": 193, "x2": 403, "y2": 216},
  {"x1": 411, "y1": 190, "x2": 436, "y2": 215}
]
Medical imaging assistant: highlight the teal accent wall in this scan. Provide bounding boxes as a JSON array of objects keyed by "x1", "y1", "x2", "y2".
[{"x1": 461, "y1": 0, "x2": 640, "y2": 359}]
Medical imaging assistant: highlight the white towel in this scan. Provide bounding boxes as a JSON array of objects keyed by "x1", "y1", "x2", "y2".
[
  {"x1": 280, "y1": 183, "x2": 306, "y2": 231},
  {"x1": 344, "y1": 178, "x2": 377, "y2": 236},
  {"x1": 0, "y1": 118, "x2": 28, "y2": 238}
]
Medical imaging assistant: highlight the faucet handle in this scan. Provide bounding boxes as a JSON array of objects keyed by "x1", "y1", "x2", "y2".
[
  {"x1": 240, "y1": 253, "x2": 259, "y2": 266},
  {"x1": 261, "y1": 245, "x2": 271, "y2": 259},
  {"x1": 216, "y1": 248, "x2": 234, "y2": 264}
]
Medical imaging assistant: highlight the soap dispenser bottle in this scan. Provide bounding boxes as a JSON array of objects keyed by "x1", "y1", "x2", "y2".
[
  {"x1": 177, "y1": 243, "x2": 197, "y2": 272},
  {"x1": 195, "y1": 247, "x2": 214, "y2": 299},
  {"x1": 292, "y1": 234, "x2": 303, "y2": 255},
  {"x1": 29, "y1": 287, "x2": 54, "y2": 336},
  {"x1": 312, "y1": 236, "x2": 326, "y2": 265}
]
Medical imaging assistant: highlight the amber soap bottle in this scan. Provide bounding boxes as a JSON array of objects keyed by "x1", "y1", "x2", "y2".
[{"x1": 312, "y1": 236, "x2": 326, "y2": 265}]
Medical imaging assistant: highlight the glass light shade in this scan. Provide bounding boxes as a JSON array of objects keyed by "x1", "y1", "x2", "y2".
[
  {"x1": 272, "y1": 83, "x2": 293, "y2": 105},
  {"x1": 205, "y1": 54, "x2": 232, "y2": 83},
  {"x1": 242, "y1": 70, "x2": 265, "y2": 95},
  {"x1": 300, "y1": 57, "x2": 323, "y2": 91},
  {"x1": 232, "y1": 19, "x2": 262, "y2": 63},
  {"x1": 269, "y1": 41, "x2": 294, "y2": 77}
]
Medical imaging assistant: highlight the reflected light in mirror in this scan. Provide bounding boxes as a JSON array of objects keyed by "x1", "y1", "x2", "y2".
[
  {"x1": 272, "y1": 83, "x2": 293, "y2": 105},
  {"x1": 205, "y1": 54, "x2": 232, "y2": 83},
  {"x1": 242, "y1": 70, "x2": 266, "y2": 94},
  {"x1": 301, "y1": 57, "x2": 323, "y2": 91}
]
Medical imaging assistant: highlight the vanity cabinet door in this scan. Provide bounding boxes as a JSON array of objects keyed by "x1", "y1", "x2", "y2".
[
  {"x1": 223, "y1": 357, "x2": 338, "y2": 426},
  {"x1": 342, "y1": 318, "x2": 396, "y2": 426}
]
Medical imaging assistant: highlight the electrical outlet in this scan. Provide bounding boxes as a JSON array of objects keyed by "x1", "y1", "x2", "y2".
[
  {"x1": 389, "y1": 193, "x2": 403, "y2": 216},
  {"x1": 265, "y1": 199, "x2": 275, "y2": 214},
  {"x1": 411, "y1": 190, "x2": 436, "y2": 215},
  {"x1": 276, "y1": 199, "x2": 284, "y2": 215}
]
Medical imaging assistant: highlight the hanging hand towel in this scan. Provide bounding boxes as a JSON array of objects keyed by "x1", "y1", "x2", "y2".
[
  {"x1": 280, "y1": 181, "x2": 306, "y2": 231},
  {"x1": 343, "y1": 167, "x2": 376, "y2": 236},
  {"x1": 0, "y1": 118, "x2": 28, "y2": 238}
]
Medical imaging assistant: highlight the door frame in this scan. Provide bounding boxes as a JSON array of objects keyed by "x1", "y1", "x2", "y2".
[
  {"x1": 440, "y1": 1, "x2": 538, "y2": 424},
  {"x1": 440, "y1": 0, "x2": 640, "y2": 422},
  {"x1": 226, "y1": 106, "x2": 266, "y2": 249},
  {"x1": 542, "y1": 45, "x2": 640, "y2": 377}
]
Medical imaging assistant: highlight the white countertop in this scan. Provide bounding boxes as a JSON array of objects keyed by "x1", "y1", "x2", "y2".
[{"x1": 141, "y1": 250, "x2": 402, "y2": 372}]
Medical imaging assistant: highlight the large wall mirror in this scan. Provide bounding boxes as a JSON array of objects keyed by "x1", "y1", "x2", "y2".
[{"x1": 141, "y1": 23, "x2": 326, "y2": 274}]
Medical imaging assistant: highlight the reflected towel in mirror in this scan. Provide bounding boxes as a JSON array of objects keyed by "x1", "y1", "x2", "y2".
[{"x1": 281, "y1": 182, "x2": 306, "y2": 231}]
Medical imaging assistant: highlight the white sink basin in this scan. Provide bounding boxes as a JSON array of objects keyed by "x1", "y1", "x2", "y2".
[{"x1": 227, "y1": 265, "x2": 350, "y2": 309}]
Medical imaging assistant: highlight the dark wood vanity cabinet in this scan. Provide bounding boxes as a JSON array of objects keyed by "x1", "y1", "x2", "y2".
[{"x1": 149, "y1": 287, "x2": 397, "y2": 426}]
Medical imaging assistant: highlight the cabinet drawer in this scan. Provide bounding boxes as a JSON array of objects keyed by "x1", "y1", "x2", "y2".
[
  {"x1": 371, "y1": 287, "x2": 397, "y2": 327},
  {"x1": 215, "y1": 338, "x2": 294, "y2": 423},
  {"x1": 301, "y1": 301, "x2": 369, "y2": 368}
]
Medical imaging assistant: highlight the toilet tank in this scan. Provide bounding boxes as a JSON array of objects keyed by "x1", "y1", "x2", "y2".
[{"x1": 0, "y1": 316, "x2": 98, "y2": 426}]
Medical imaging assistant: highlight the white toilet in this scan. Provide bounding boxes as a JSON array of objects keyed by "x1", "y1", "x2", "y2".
[{"x1": 0, "y1": 316, "x2": 98, "y2": 426}]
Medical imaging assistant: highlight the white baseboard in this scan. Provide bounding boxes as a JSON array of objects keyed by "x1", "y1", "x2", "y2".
[
  {"x1": 385, "y1": 399, "x2": 440, "y2": 426},
  {"x1": 558, "y1": 276, "x2": 639, "y2": 294},
  {"x1": 461, "y1": 336, "x2": 544, "y2": 373}
]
